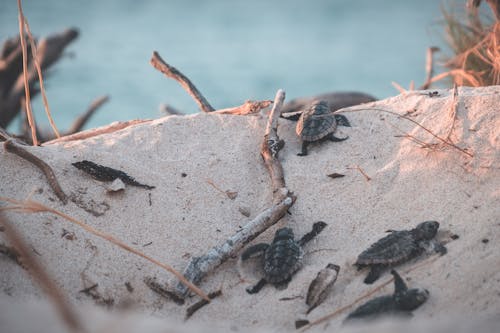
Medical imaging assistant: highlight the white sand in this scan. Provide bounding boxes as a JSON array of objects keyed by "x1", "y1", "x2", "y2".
[{"x1": 0, "y1": 86, "x2": 499, "y2": 332}]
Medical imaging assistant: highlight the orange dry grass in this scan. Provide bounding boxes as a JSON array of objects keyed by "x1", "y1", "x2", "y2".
[{"x1": 439, "y1": 4, "x2": 500, "y2": 86}]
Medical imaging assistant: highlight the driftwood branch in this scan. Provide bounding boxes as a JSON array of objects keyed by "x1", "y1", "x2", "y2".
[
  {"x1": 0, "y1": 212, "x2": 84, "y2": 332},
  {"x1": 150, "y1": 51, "x2": 215, "y2": 113},
  {"x1": 171, "y1": 89, "x2": 295, "y2": 298},
  {"x1": 4, "y1": 139, "x2": 67, "y2": 204},
  {"x1": 0, "y1": 28, "x2": 78, "y2": 129},
  {"x1": 66, "y1": 95, "x2": 109, "y2": 135}
]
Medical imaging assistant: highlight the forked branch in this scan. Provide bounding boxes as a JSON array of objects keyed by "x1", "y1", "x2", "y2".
[{"x1": 171, "y1": 89, "x2": 296, "y2": 298}]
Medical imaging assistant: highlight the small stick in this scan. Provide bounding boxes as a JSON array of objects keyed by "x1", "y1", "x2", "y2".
[
  {"x1": 348, "y1": 165, "x2": 371, "y2": 181},
  {"x1": 0, "y1": 212, "x2": 84, "y2": 332},
  {"x1": 150, "y1": 51, "x2": 215, "y2": 113},
  {"x1": 391, "y1": 81, "x2": 407, "y2": 94},
  {"x1": 66, "y1": 95, "x2": 109, "y2": 135},
  {"x1": 17, "y1": 0, "x2": 38, "y2": 146},
  {"x1": 144, "y1": 277, "x2": 185, "y2": 305},
  {"x1": 43, "y1": 120, "x2": 151, "y2": 145},
  {"x1": 185, "y1": 289, "x2": 222, "y2": 320},
  {"x1": 332, "y1": 105, "x2": 473, "y2": 158},
  {"x1": 0, "y1": 197, "x2": 210, "y2": 302},
  {"x1": 445, "y1": 84, "x2": 459, "y2": 141},
  {"x1": 213, "y1": 100, "x2": 273, "y2": 115},
  {"x1": 4, "y1": 139, "x2": 67, "y2": 204},
  {"x1": 419, "y1": 47, "x2": 440, "y2": 90}
]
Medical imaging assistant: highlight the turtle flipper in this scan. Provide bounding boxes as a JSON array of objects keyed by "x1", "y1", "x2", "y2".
[
  {"x1": 329, "y1": 134, "x2": 348, "y2": 142},
  {"x1": 246, "y1": 278, "x2": 267, "y2": 294},
  {"x1": 298, "y1": 221, "x2": 327, "y2": 246},
  {"x1": 241, "y1": 243, "x2": 269, "y2": 260},
  {"x1": 334, "y1": 114, "x2": 351, "y2": 127},
  {"x1": 364, "y1": 265, "x2": 383, "y2": 284},
  {"x1": 390, "y1": 270, "x2": 408, "y2": 294},
  {"x1": 297, "y1": 141, "x2": 309, "y2": 156}
]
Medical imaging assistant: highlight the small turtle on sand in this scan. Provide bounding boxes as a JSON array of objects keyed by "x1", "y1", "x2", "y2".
[
  {"x1": 344, "y1": 270, "x2": 429, "y2": 323},
  {"x1": 241, "y1": 221, "x2": 327, "y2": 294},
  {"x1": 355, "y1": 221, "x2": 447, "y2": 284},
  {"x1": 295, "y1": 100, "x2": 351, "y2": 156}
]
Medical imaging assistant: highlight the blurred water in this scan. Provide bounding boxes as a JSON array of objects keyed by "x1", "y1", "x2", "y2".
[{"x1": 0, "y1": 0, "x2": 445, "y2": 131}]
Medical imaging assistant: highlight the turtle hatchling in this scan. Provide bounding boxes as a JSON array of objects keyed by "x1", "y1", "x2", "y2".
[
  {"x1": 241, "y1": 221, "x2": 327, "y2": 294},
  {"x1": 344, "y1": 270, "x2": 429, "y2": 323},
  {"x1": 296, "y1": 100, "x2": 351, "y2": 156},
  {"x1": 355, "y1": 220, "x2": 447, "y2": 284}
]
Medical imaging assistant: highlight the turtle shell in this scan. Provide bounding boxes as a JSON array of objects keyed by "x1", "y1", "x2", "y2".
[
  {"x1": 355, "y1": 230, "x2": 419, "y2": 266},
  {"x1": 296, "y1": 101, "x2": 338, "y2": 142},
  {"x1": 263, "y1": 235, "x2": 303, "y2": 284}
]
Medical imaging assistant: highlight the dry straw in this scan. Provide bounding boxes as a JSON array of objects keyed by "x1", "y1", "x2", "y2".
[{"x1": 0, "y1": 197, "x2": 210, "y2": 301}]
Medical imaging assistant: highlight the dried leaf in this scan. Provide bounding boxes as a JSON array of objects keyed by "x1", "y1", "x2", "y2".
[
  {"x1": 327, "y1": 173, "x2": 345, "y2": 179},
  {"x1": 306, "y1": 263, "x2": 340, "y2": 314}
]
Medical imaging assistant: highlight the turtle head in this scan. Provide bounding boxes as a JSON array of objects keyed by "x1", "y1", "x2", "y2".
[
  {"x1": 413, "y1": 221, "x2": 440, "y2": 240},
  {"x1": 274, "y1": 227, "x2": 294, "y2": 241},
  {"x1": 394, "y1": 288, "x2": 429, "y2": 311}
]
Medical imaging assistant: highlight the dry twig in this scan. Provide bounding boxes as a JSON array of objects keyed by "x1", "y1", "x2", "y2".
[
  {"x1": 66, "y1": 95, "x2": 109, "y2": 135},
  {"x1": 348, "y1": 165, "x2": 371, "y2": 181},
  {"x1": 332, "y1": 104, "x2": 473, "y2": 158},
  {"x1": 150, "y1": 51, "x2": 215, "y2": 113},
  {"x1": 4, "y1": 139, "x2": 67, "y2": 203},
  {"x1": 43, "y1": 119, "x2": 151, "y2": 145},
  {"x1": 0, "y1": 212, "x2": 84, "y2": 332},
  {"x1": 171, "y1": 89, "x2": 295, "y2": 299},
  {"x1": 213, "y1": 99, "x2": 273, "y2": 115},
  {"x1": 0, "y1": 197, "x2": 210, "y2": 301},
  {"x1": 419, "y1": 46, "x2": 440, "y2": 90}
]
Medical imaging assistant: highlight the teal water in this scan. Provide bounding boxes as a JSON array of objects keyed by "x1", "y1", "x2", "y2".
[{"x1": 0, "y1": 0, "x2": 445, "y2": 131}]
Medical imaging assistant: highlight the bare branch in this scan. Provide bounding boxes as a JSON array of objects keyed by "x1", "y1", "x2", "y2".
[
  {"x1": 66, "y1": 95, "x2": 109, "y2": 135},
  {"x1": 150, "y1": 51, "x2": 215, "y2": 113},
  {"x1": 171, "y1": 89, "x2": 295, "y2": 299},
  {"x1": 4, "y1": 139, "x2": 67, "y2": 203}
]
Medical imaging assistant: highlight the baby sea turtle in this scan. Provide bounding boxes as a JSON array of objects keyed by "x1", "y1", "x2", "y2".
[
  {"x1": 355, "y1": 221, "x2": 447, "y2": 284},
  {"x1": 344, "y1": 270, "x2": 429, "y2": 323},
  {"x1": 296, "y1": 100, "x2": 351, "y2": 156},
  {"x1": 241, "y1": 221, "x2": 327, "y2": 294}
]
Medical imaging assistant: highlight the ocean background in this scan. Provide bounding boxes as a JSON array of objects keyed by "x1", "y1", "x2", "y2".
[{"x1": 0, "y1": 0, "x2": 449, "y2": 132}]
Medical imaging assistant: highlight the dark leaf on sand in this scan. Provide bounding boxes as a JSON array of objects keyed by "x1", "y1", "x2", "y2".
[{"x1": 327, "y1": 173, "x2": 345, "y2": 179}]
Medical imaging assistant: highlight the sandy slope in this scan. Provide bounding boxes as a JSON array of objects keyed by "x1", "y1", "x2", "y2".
[{"x1": 0, "y1": 86, "x2": 499, "y2": 332}]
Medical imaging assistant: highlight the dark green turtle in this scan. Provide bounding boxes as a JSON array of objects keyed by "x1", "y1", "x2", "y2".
[
  {"x1": 296, "y1": 100, "x2": 350, "y2": 156},
  {"x1": 355, "y1": 221, "x2": 447, "y2": 284},
  {"x1": 344, "y1": 270, "x2": 429, "y2": 323},
  {"x1": 241, "y1": 221, "x2": 327, "y2": 294}
]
